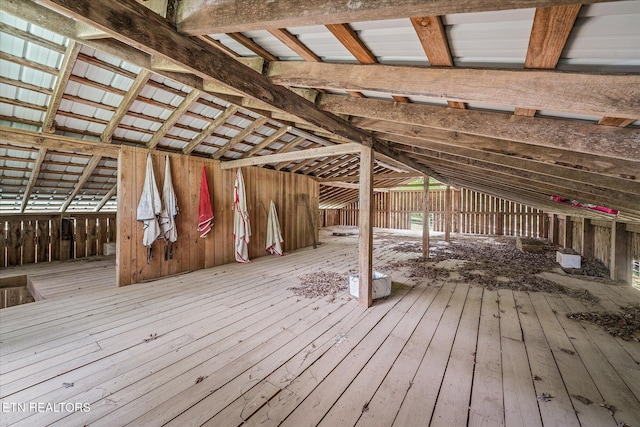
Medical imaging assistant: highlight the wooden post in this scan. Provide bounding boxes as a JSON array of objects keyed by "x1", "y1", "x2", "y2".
[
  {"x1": 582, "y1": 218, "x2": 595, "y2": 258},
  {"x1": 358, "y1": 145, "x2": 374, "y2": 308},
  {"x1": 610, "y1": 221, "x2": 630, "y2": 283},
  {"x1": 563, "y1": 216, "x2": 573, "y2": 249},
  {"x1": 422, "y1": 175, "x2": 430, "y2": 259},
  {"x1": 549, "y1": 214, "x2": 559, "y2": 244},
  {"x1": 444, "y1": 185, "x2": 451, "y2": 242}
]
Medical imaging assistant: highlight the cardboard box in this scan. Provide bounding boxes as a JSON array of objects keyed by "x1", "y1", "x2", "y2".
[{"x1": 349, "y1": 271, "x2": 391, "y2": 300}]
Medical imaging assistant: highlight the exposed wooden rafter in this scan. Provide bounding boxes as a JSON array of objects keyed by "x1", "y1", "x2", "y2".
[
  {"x1": 409, "y1": 15, "x2": 463, "y2": 108},
  {"x1": 60, "y1": 155, "x2": 103, "y2": 212},
  {"x1": 20, "y1": 147, "x2": 47, "y2": 213},
  {"x1": 43, "y1": 41, "x2": 81, "y2": 132},
  {"x1": 240, "y1": 125, "x2": 290, "y2": 158},
  {"x1": 317, "y1": 94, "x2": 640, "y2": 161},
  {"x1": 182, "y1": 105, "x2": 239, "y2": 154},
  {"x1": 267, "y1": 28, "x2": 321, "y2": 62},
  {"x1": 212, "y1": 116, "x2": 269, "y2": 159},
  {"x1": 94, "y1": 184, "x2": 117, "y2": 212},
  {"x1": 0, "y1": 126, "x2": 120, "y2": 157},
  {"x1": 326, "y1": 23, "x2": 409, "y2": 103},
  {"x1": 515, "y1": 4, "x2": 581, "y2": 117},
  {"x1": 357, "y1": 118, "x2": 640, "y2": 180},
  {"x1": 219, "y1": 142, "x2": 362, "y2": 169},
  {"x1": 101, "y1": 69, "x2": 151, "y2": 143},
  {"x1": 227, "y1": 32, "x2": 278, "y2": 61},
  {"x1": 147, "y1": 89, "x2": 201, "y2": 149}
]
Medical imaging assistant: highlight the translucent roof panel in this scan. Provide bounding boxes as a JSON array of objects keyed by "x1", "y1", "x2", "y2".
[
  {"x1": 559, "y1": 1, "x2": 640, "y2": 71},
  {"x1": 351, "y1": 19, "x2": 429, "y2": 65},
  {"x1": 288, "y1": 25, "x2": 358, "y2": 62},
  {"x1": 444, "y1": 8, "x2": 535, "y2": 67}
]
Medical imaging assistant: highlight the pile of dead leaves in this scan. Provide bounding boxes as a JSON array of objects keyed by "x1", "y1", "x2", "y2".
[
  {"x1": 289, "y1": 271, "x2": 347, "y2": 299},
  {"x1": 566, "y1": 305, "x2": 640, "y2": 341},
  {"x1": 389, "y1": 241, "x2": 423, "y2": 254},
  {"x1": 458, "y1": 271, "x2": 599, "y2": 304},
  {"x1": 383, "y1": 259, "x2": 450, "y2": 281}
]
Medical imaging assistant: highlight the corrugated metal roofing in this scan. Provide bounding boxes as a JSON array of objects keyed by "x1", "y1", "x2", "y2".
[{"x1": 1, "y1": 1, "x2": 638, "y2": 215}]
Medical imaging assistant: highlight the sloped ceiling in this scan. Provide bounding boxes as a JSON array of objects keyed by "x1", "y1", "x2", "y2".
[{"x1": 0, "y1": 0, "x2": 638, "y2": 222}]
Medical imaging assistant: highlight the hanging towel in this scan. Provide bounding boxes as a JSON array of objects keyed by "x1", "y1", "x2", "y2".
[
  {"x1": 197, "y1": 165, "x2": 214, "y2": 238},
  {"x1": 233, "y1": 168, "x2": 251, "y2": 263},
  {"x1": 265, "y1": 200, "x2": 284, "y2": 256},
  {"x1": 136, "y1": 153, "x2": 161, "y2": 258},
  {"x1": 159, "y1": 156, "x2": 178, "y2": 260}
]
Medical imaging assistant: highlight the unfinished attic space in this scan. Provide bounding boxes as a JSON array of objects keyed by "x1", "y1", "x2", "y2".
[{"x1": 1, "y1": 0, "x2": 640, "y2": 425}]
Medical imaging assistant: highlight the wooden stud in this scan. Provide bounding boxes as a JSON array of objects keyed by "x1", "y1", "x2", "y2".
[
  {"x1": 358, "y1": 144, "x2": 373, "y2": 307},
  {"x1": 422, "y1": 175, "x2": 430, "y2": 259}
]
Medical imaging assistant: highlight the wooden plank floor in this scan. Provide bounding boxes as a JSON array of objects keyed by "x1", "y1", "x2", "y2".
[
  {"x1": 0, "y1": 256, "x2": 116, "y2": 300},
  {"x1": 1, "y1": 227, "x2": 639, "y2": 426}
]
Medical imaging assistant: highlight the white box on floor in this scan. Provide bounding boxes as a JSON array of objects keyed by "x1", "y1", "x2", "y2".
[
  {"x1": 556, "y1": 251, "x2": 581, "y2": 268},
  {"x1": 103, "y1": 242, "x2": 116, "y2": 256},
  {"x1": 349, "y1": 271, "x2": 391, "y2": 300}
]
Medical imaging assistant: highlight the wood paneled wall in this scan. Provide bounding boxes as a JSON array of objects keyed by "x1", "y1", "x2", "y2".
[
  {"x1": 1, "y1": 213, "x2": 116, "y2": 268},
  {"x1": 334, "y1": 188, "x2": 545, "y2": 237},
  {"x1": 117, "y1": 146, "x2": 319, "y2": 286}
]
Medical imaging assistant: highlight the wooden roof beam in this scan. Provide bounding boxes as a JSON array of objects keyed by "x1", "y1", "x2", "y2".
[
  {"x1": 410, "y1": 15, "x2": 462, "y2": 108},
  {"x1": 268, "y1": 28, "x2": 321, "y2": 62},
  {"x1": 147, "y1": 89, "x2": 201, "y2": 149},
  {"x1": 270, "y1": 62, "x2": 639, "y2": 120},
  {"x1": 213, "y1": 116, "x2": 269, "y2": 159},
  {"x1": 359, "y1": 118, "x2": 640, "y2": 181},
  {"x1": 382, "y1": 133, "x2": 639, "y2": 197},
  {"x1": 20, "y1": 148, "x2": 47, "y2": 213},
  {"x1": 0, "y1": 126, "x2": 120, "y2": 157},
  {"x1": 220, "y1": 142, "x2": 362, "y2": 169},
  {"x1": 326, "y1": 23, "x2": 409, "y2": 103},
  {"x1": 182, "y1": 105, "x2": 239, "y2": 154},
  {"x1": 94, "y1": 184, "x2": 117, "y2": 212},
  {"x1": 101, "y1": 69, "x2": 152, "y2": 143},
  {"x1": 240, "y1": 125, "x2": 290, "y2": 158},
  {"x1": 399, "y1": 148, "x2": 640, "y2": 214},
  {"x1": 176, "y1": 0, "x2": 618, "y2": 34},
  {"x1": 43, "y1": 41, "x2": 81, "y2": 133},
  {"x1": 515, "y1": 4, "x2": 581, "y2": 117},
  {"x1": 318, "y1": 94, "x2": 640, "y2": 162},
  {"x1": 60, "y1": 155, "x2": 102, "y2": 213},
  {"x1": 41, "y1": 0, "x2": 373, "y2": 146}
]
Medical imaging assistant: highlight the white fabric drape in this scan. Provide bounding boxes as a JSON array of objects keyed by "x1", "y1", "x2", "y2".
[
  {"x1": 136, "y1": 152, "x2": 162, "y2": 248},
  {"x1": 265, "y1": 200, "x2": 284, "y2": 256},
  {"x1": 233, "y1": 168, "x2": 251, "y2": 263},
  {"x1": 159, "y1": 155, "x2": 178, "y2": 243}
]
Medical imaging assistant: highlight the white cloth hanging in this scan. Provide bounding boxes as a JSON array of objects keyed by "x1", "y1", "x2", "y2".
[
  {"x1": 233, "y1": 168, "x2": 251, "y2": 263},
  {"x1": 159, "y1": 155, "x2": 178, "y2": 243},
  {"x1": 265, "y1": 200, "x2": 284, "y2": 256},
  {"x1": 136, "y1": 152, "x2": 161, "y2": 249}
]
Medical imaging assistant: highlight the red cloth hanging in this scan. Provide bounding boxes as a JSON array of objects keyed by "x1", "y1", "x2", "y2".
[{"x1": 197, "y1": 165, "x2": 214, "y2": 238}]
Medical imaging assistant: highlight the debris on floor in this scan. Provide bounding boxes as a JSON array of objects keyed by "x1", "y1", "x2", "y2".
[
  {"x1": 562, "y1": 256, "x2": 610, "y2": 278},
  {"x1": 537, "y1": 392, "x2": 553, "y2": 402},
  {"x1": 289, "y1": 271, "x2": 347, "y2": 300},
  {"x1": 571, "y1": 394, "x2": 593, "y2": 405},
  {"x1": 566, "y1": 305, "x2": 640, "y2": 341}
]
